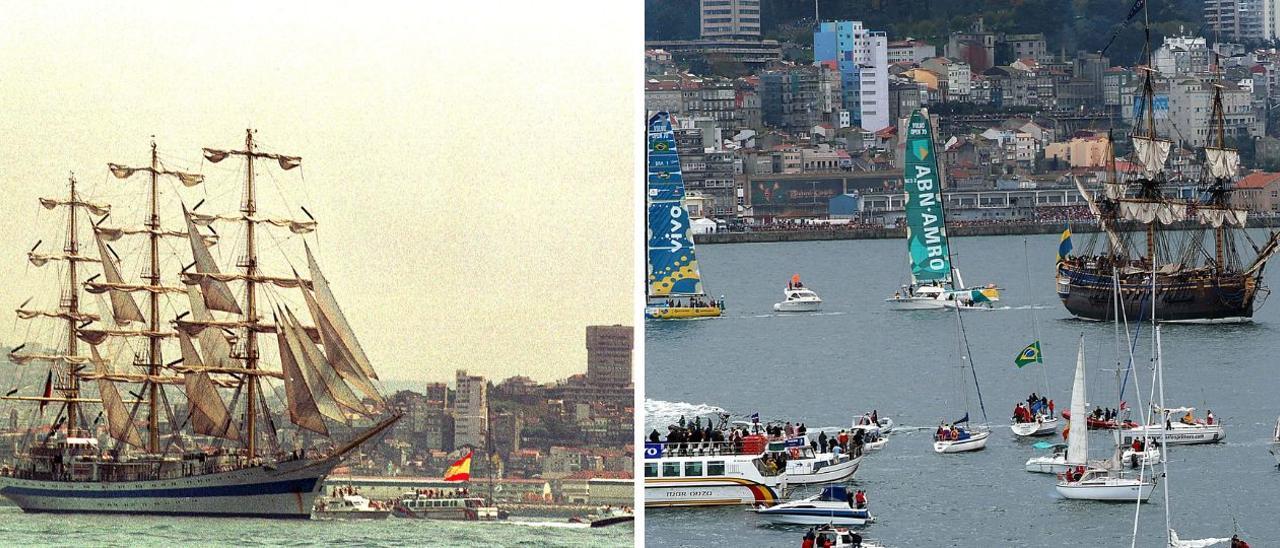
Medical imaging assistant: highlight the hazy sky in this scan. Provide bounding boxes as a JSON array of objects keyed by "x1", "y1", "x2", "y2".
[{"x1": 0, "y1": 3, "x2": 638, "y2": 387}]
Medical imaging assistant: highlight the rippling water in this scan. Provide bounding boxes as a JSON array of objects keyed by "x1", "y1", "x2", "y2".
[
  {"x1": 645, "y1": 232, "x2": 1280, "y2": 547},
  {"x1": 0, "y1": 506, "x2": 632, "y2": 547}
]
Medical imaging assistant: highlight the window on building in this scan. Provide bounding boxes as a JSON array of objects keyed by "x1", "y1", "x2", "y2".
[{"x1": 662, "y1": 462, "x2": 681, "y2": 477}]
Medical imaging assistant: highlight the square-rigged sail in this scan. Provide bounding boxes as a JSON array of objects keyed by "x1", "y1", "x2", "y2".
[
  {"x1": 903, "y1": 110, "x2": 951, "y2": 284},
  {"x1": 646, "y1": 112, "x2": 705, "y2": 297}
]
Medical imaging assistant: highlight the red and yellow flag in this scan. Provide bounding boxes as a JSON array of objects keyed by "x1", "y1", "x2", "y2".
[{"x1": 444, "y1": 450, "x2": 472, "y2": 482}]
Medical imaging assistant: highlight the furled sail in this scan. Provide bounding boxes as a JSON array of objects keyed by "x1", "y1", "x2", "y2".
[
  {"x1": 91, "y1": 232, "x2": 145, "y2": 324},
  {"x1": 107, "y1": 163, "x2": 204, "y2": 187},
  {"x1": 646, "y1": 112, "x2": 706, "y2": 297},
  {"x1": 1117, "y1": 200, "x2": 1187, "y2": 225},
  {"x1": 1066, "y1": 338, "x2": 1088, "y2": 466},
  {"x1": 188, "y1": 212, "x2": 316, "y2": 234},
  {"x1": 16, "y1": 309, "x2": 98, "y2": 322},
  {"x1": 305, "y1": 244, "x2": 379, "y2": 382},
  {"x1": 1195, "y1": 207, "x2": 1248, "y2": 228},
  {"x1": 274, "y1": 310, "x2": 329, "y2": 436},
  {"x1": 184, "y1": 284, "x2": 237, "y2": 369},
  {"x1": 177, "y1": 331, "x2": 241, "y2": 441},
  {"x1": 7, "y1": 352, "x2": 91, "y2": 365},
  {"x1": 40, "y1": 197, "x2": 109, "y2": 216},
  {"x1": 182, "y1": 207, "x2": 243, "y2": 315},
  {"x1": 903, "y1": 109, "x2": 951, "y2": 284},
  {"x1": 1131, "y1": 136, "x2": 1172, "y2": 179},
  {"x1": 96, "y1": 225, "x2": 215, "y2": 246},
  {"x1": 281, "y1": 306, "x2": 367, "y2": 418},
  {"x1": 89, "y1": 344, "x2": 145, "y2": 449},
  {"x1": 1203, "y1": 147, "x2": 1240, "y2": 180},
  {"x1": 27, "y1": 252, "x2": 98, "y2": 267}
]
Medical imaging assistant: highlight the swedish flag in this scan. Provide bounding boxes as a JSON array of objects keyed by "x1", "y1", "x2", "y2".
[
  {"x1": 1015, "y1": 341, "x2": 1043, "y2": 368},
  {"x1": 1057, "y1": 228, "x2": 1073, "y2": 263}
]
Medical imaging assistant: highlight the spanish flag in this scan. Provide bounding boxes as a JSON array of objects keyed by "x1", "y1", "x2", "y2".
[
  {"x1": 444, "y1": 450, "x2": 473, "y2": 482},
  {"x1": 1057, "y1": 227, "x2": 1073, "y2": 263}
]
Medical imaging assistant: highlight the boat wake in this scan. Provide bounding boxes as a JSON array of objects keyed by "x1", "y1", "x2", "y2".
[
  {"x1": 645, "y1": 399, "x2": 729, "y2": 430},
  {"x1": 506, "y1": 519, "x2": 591, "y2": 529}
]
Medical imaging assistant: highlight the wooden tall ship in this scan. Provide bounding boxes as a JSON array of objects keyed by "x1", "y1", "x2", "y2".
[
  {"x1": 0, "y1": 131, "x2": 399, "y2": 518},
  {"x1": 1057, "y1": 13, "x2": 1280, "y2": 322}
]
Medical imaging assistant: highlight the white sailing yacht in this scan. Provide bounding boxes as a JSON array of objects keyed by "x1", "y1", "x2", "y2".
[
  {"x1": 1053, "y1": 338, "x2": 1154, "y2": 502},
  {"x1": 1011, "y1": 241, "x2": 1059, "y2": 438}
]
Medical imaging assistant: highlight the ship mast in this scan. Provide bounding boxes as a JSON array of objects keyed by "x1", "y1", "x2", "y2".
[
  {"x1": 64, "y1": 174, "x2": 81, "y2": 437},
  {"x1": 243, "y1": 128, "x2": 260, "y2": 458},
  {"x1": 1140, "y1": 1, "x2": 1158, "y2": 265},
  {"x1": 146, "y1": 141, "x2": 162, "y2": 453},
  {"x1": 1209, "y1": 27, "x2": 1229, "y2": 272}
]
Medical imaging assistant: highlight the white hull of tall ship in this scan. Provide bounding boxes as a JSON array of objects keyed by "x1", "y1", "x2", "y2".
[
  {"x1": 1010, "y1": 416, "x2": 1060, "y2": 437},
  {"x1": 785, "y1": 455, "x2": 860, "y2": 486},
  {"x1": 0, "y1": 457, "x2": 338, "y2": 518},
  {"x1": 1055, "y1": 475, "x2": 1154, "y2": 502},
  {"x1": 933, "y1": 431, "x2": 990, "y2": 454},
  {"x1": 1120, "y1": 423, "x2": 1224, "y2": 445}
]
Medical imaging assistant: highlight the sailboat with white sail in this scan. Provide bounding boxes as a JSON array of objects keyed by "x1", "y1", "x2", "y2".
[
  {"x1": 932, "y1": 281, "x2": 990, "y2": 454},
  {"x1": 1011, "y1": 242, "x2": 1059, "y2": 438},
  {"x1": 0, "y1": 134, "x2": 399, "y2": 518},
  {"x1": 886, "y1": 109, "x2": 1000, "y2": 311},
  {"x1": 645, "y1": 112, "x2": 723, "y2": 320},
  {"x1": 1053, "y1": 337, "x2": 1154, "y2": 501}
]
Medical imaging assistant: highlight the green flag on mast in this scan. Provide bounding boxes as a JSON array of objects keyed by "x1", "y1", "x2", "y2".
[{"x1": 1015, "y1": 341, "x2": 1043, "y2": 368}]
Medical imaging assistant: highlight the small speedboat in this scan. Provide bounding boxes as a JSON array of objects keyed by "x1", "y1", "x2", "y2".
[
  {"x1": 852, "y1": 414, "x2": 892, "y2": 435},
  {"x1": 586, "y1": 507, "x2": 634, "y2": 527},
  {"x1": 849, "y1": 424, "x2": 887, "y2": 452},
  {"x1": 806, "y1": 524, "x2": 886, "y2": 548},
  {"x1": 1055, "y1": 468, "x2": 1154, "y2": 501},
  {"x1": 1025, "y1": 443, "x2": 1071, "y2": 474},
  {"x1": 312, "y1": 494, "x2": 392, "y2": 520},
  {"x1": 755, "y1": 486, "x2": 874, "y2": 525},
  {"x1": 774, "y1": 276, "x2": 822, "y2": 312},
  {"x1": 933, "y1": 428, "x2": 989, "y2": 454},
  {"x1": 1010, "y1": 414, "x2": 1060, "y2": 437}
]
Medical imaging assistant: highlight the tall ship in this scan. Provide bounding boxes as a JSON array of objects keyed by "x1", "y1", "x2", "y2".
[
  {"x1": 886, "y1": 109, "x2": 1000, "y2": 310},
  {"x1": 645, "y1": 112, "x2": 723, "y2": 320},
  {"x1": 1057, "y1": 21, "x2": 1280, "y2": 322},
  {"x1": 0, "y1": 132, "x2": 399, "y2": 518}
]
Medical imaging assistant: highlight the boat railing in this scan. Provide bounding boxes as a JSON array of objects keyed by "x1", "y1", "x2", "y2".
[{"x1": 658, "y1": 441, "x2": 753, "y2": 457}]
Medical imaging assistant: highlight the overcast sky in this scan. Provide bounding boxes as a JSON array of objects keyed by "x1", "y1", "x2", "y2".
[{"x1": 0, "y1": 2, "x2": 638, "y2": 387}]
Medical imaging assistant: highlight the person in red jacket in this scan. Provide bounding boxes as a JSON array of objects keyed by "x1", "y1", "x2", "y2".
[
  {"x1": 854, "y1": 489, "x2": 868, "y2": 509},
  {"x1": 801, "y1": 528, "x2": 815, "y2": 548},
  {"x1": 1230, "y1": 534, "x2": 1249, "y2": 548}
]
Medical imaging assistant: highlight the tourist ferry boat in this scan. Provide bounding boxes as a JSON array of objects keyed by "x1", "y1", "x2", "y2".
[
  {"x1": 0, "y1": 135, "x2": 399, "y2": 518},
  {"x1": 643, "y1": 441, "x2": 787, "y2": 508},
  {"x1": 313, "y1": 493, "x2": 391, "y2": 520},
  {"x1": 392, "y1": 492, "x2": 500, "y2": 520},
  {"x1": 645, "y1": 112, "x2": 723, "y2": 320}
]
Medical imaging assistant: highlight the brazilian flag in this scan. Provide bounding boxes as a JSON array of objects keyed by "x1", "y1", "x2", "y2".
[{"x1": 1015, "y1": 341, "x2": 1043, "y2": 368}]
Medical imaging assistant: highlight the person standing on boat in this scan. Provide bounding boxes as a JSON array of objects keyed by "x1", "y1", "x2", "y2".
[
  {"x1": 1207, "y1": 410, "x2": 1215, "y2": 425},
  {"x1": 837, "y1": 430, "x2": 849, "y2": 449},
  {"x1": 854, "y1": 490, "x2": 867, "y2": 509},
  {"x1": 818, "y1": 431, "x2": 828, "y2": 451},
  {"x1": 802, "y1": 529, "x2": 815, "y2": 548},
  {"x1": 1231, "y1": 534, "x2": 1250, "y2": 548}
]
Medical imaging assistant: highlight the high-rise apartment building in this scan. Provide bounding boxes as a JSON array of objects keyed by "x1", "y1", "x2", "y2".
[
  {"x1": 700, "y1": 0, "x2": 761, "y2": 39},
  {"x1": 453, "y1": 369, "x2": 489, "y2": 449},
  {"x1": 586, "y1": 325, "x2": 633, "y2": 389},
  {"x1": 814, "y1": 21, "x2": 889, "y2": 132}
]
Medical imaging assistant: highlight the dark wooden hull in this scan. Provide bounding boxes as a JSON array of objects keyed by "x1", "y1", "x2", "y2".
[{"x1": 1056, "y1": 264, "x2": 1257, "y2": 322}]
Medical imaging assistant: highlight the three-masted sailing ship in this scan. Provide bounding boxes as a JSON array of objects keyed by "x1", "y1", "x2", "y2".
[
  {"x1": 1058, "y1": 11, "x2": 1280, "y2": 322},
  {"x1": 0, "y1": 132, "x2": 399, "y2": 518},
  {"x1": 645, "y1": 112, "x2": 723, "y2": 320}
]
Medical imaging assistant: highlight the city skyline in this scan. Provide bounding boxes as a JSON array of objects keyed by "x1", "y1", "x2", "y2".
[{"x1": 0, "y1": 3, "x2": 637, "y2": 386}]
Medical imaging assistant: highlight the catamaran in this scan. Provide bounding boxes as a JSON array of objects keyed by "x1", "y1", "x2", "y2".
[
  {"x1": 0, "y1": 134, "x2": 399, "y2": 518},
  {"x1": 645, "y1": 112, "x2": 723, "y2": 320},
  {"x1": 886, "y1": 109, "x2": 1000, "y2": 311}
]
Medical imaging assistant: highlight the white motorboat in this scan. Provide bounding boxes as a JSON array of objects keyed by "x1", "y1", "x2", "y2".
[
  {"x1": 1168, "y1": 530, "x2": 1231, "y2": 548},
  {"x1": 771, "y1": 438, "x2": 861, "y2": 485},
  {"x1": 852, "y1": 414, "x2": 893, "y2": 435},
  {"x1": 1055, "y1": 467, "x2": 1155, "y2": 501},
  {"x1": 1011, "y1": 414, "x2": 1060, "y2": 437},
  {"x1": 1025, "y1": 443, "x2": 1070, "y2": 474},
  {"x1": 755, "y1": 485, "x2": 873, "y2": 526},
  {"x1": 807, "y1": 524, "x2": 886, "y2": 548},
  {"x1": 1120, "y1": 443, "x2": 1162, "y2": 468},
  {"x1": 774, "y1": 277, "x2": 822, "y2": 312},
  {"x1": 313, "y1": 493, "x2": 392, "y2": 520},
  {"x1": 849, "y1": 424, "x2": 887, "y2": 451},
  {"x1": 932, "y1": 428, "x2": 990, "y2": 454},
  {"x1": 1120, "y1": 408, "x2": 1224, "y2": 446}
]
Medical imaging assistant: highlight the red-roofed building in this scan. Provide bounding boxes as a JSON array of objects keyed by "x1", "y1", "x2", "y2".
[{"x1": 1232, "y1": 172, "x2": 1280, "y2": 212}]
